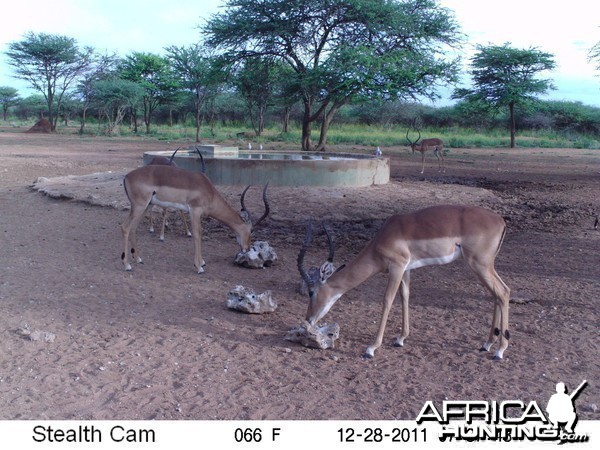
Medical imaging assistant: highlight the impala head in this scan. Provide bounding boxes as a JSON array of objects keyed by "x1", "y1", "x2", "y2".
[
  {"x1": 297, "y1": 218, "x2": 343, "y2": 326},
  {"x1": 239, "y1": 182, "x2": 270, "y2": 250},
  {"x1": 406, "y1": 128, "x2": 422, "y2": 153}
]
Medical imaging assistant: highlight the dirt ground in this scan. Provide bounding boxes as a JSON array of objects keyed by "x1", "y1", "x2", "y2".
[{"x1": 0, "y1": 129, "x2": 598, "y2": 420}]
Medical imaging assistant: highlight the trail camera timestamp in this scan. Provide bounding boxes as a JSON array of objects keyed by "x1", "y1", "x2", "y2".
[{"x1": 338, "y1": 427, "x2": 426, "y2": 443}]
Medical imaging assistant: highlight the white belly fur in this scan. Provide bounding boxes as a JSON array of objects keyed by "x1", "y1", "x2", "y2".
[
  {"x1": 407, "y1": 244, "x2": 462, "y2": 270},
  {"x1": 151, "y1": 194, "x2": 190, "y2": 212}
]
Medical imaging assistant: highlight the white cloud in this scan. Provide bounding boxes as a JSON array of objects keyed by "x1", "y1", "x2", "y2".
[
  {"x1": 2, "y1": 0, "x2": 599, "y2": 105},
  {"x1": 439, "y1": 0, "x2": 600, "y2": 104}
]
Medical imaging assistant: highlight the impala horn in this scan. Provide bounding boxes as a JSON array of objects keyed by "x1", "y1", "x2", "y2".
[
  {"x1": 297, "y1": 217, "x2": 315, "y2": 293},
  {"x1": 168, "y1": 147, "x2": 181, "y2": 164},
  {"x1": 406, "y1": 128, "x2": 421, "y2": 153},
  {"x1": 240, "y1": 182, "x2": 270, "y2": 228},
  {"x1": 194, "y1": 146, "x2": 206, "y2": 173}
]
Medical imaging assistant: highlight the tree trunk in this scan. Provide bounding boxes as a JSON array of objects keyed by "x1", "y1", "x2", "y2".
[
  {"x1": 195, "y1": 110, "x2": 201, "y2": 143},
  {"x1": 143, "y1": 98, "x2": 151, "y2": 134},
  {"x1": 131, "y1": 108, "x2": 138, "y2": 133},
  {"x1": 194, "y1": 88, "x2": 203, "y2": 143},
  {"x1": 315, "y1": 102, "x2": 343, "y2": 152},
  {"x1": 300, "y1": 97, "x2": 313, "y2": 151},
  {"x1": 509, "y1": 102, "x2": 516, "y2": 148},
  {"x1": 79, "y1": 106, "x2": 88, "y2": 134},
  {"x1": 46, "y1": 82, "x2": 56, "y2": 132},
  {"x1": 281, "y1": 107, "x2": 290, "y2": 133}
]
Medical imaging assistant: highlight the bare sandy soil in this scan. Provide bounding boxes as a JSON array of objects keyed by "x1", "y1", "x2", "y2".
[{"x1": 0, "y1": 129, "x2": 598, "y2": 420}]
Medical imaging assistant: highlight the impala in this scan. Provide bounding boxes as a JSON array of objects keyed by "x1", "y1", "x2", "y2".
[
  {"x1": 406, "y1": 129, "x2": 445, "y2": 174},
  {"x1": 298, "y1": 205, "x2": 511, "y2": 359},
  {"x1": 121, "y1": 164, "x2": 269, "y2": 273}
]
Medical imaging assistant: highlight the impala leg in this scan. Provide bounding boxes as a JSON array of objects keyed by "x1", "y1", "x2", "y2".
[
  {"x1": 121, "y1": 202, "x2": 148, "y2": 271},
  {"x1": 394, "y1": 270, "x2": 411, "y2": 347},
  {"x1": 482, "y1": 301, "x2": 504, "y2": 354},
  {"x1": 179, "y1": 210, "x2": 192, "y2": 237},
  {"x1": 420, "y1": 150, "x2": 426, "y2": 174},
  {"x1": 148, "y1": 206, "x2": 156, "y2": 234},
  {"x1": 364, "y1": 266, "x2": 404, "y2": 358},
  {"x1": 469, "y1": 262, "x2": 511, "y2": 359},
  {"x1": 189, "y1": 210, "x2": 206, "y2": 273},
  {"x1": 435, "y1": 148, "x2": 444, "y2": 172},
  {"x1": 159, "y1": 208, "x2": 169, "y2": 241},
  {"x1": 439, "y1": 146, "x2": 446, "y2": 172}
]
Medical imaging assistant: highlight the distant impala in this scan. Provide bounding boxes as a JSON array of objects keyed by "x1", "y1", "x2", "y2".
[{"x1": 406, "y1": 128, "x2": 445, "y2": 174}]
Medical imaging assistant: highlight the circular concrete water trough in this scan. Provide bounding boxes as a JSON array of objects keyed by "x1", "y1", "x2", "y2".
[{"x1": 143, "y1": 146, "x2": 389, "y2": 187}]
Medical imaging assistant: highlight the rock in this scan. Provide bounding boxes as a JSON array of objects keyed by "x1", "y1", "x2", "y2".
[
  {"x1": 226, "y1": 285, "x2": 277, "y2": 314},
  {"x1": 284, "y1": 322, "x2": 340, "y2": 349},
  {"x1": 15, "y1": 326, "x2": 56, "y2": 342},
  {"x1": 234, "y1": 241, "x2": 277, "y2": 269}
]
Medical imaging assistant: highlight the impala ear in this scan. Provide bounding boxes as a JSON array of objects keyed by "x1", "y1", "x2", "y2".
[
  {"x1": 240, "y1": 210, "x2": 251, "y2": 223},
  {"x1": 319, "y1": 261, "x2": 335, "y2": 283}
]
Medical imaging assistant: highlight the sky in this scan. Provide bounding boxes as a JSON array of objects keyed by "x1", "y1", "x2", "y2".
[{"x1": 1, "y1": 0, "x2": 599, "y2": 106}]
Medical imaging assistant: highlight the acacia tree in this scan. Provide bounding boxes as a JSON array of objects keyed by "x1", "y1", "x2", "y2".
[
  {"x1": 453, "y1": 43, "x2": 556, "y2": 148},
  {"x1": 92, "y1": 78, "x2": 144, "y2": 135},
  {"x1": 205, "y1": 0, "x2": 461, "y2": 151},
  {"x1": 165, "y1": 44, "x2": 222, "y2": 142},
  {"x1": 234, "y1": 57, "x2": 286, "y2": 136},
  {"x1": 5, "y1": 32, "x2": 94, "y2": 131},
  {"x1": 119, "y1": 52, "x2": 179, "y2": 133},
  {"x1": 0, "y1": 86, "x2": 21, "y2": 121},
  {"x1": 75, "y1": 53, "x2": 119, "y2": 134}
]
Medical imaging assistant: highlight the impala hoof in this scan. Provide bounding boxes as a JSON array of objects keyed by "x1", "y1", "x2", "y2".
[
  {"x1": 362, "y1": 348, "x2": 375, "y2": 359},
  {"x1": 125, "y1": 264, "x2": 132, "y2": 271},
  {"x1": 393, "y1": 338, "x2": 405, "y2": 347},
  {"x1": 492, "y1": 355, "x2": 503, "y2": 361},
  {"x1": 480, "y1": 342, "x2": 492, "y2": 352}
]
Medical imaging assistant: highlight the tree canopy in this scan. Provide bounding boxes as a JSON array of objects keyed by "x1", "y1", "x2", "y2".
[
  {"x1": 119, "y1": 52, "x2": 180, "y2": 133},
  {"x1": 5, "y1": 32, "x2": 94, "y2": 130},
  {"x1": 165, "y1": 44, "x2": 223, "y2": 142},
  {"x1": 453, "y1": 43, "x2": 556, "y2": 147},
  {"x1": 0, "y1": 86, "x2": 21, "y2": 121},
  {"x1": 204, "y1": 0, "x2": 462, "y2": 150}
]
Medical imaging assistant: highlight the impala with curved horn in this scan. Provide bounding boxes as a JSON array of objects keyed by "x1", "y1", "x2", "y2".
[
  {"x1": 298, "y1": 218, "x2": 337, "y2": 295},
  {"x1": 121, "y1": 164, "x2": 269, "y2": 273},
  {"x1": 298, "y1": 205, "x2": 511, "y2": 360},
  {"x1": 406, "y1": 128, "x2": 445, "y2": 174}
]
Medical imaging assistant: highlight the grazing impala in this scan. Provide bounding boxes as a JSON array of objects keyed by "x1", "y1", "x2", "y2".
[
  {"x1": 298, "y1": 205, "x2": 511, "y2": 360},
  {"x1": 121, "y1": 165, "x2": 269, "y2": 273},
  {"x1": 406, "y1": 129, "x2": 445, "y2": 174}
]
